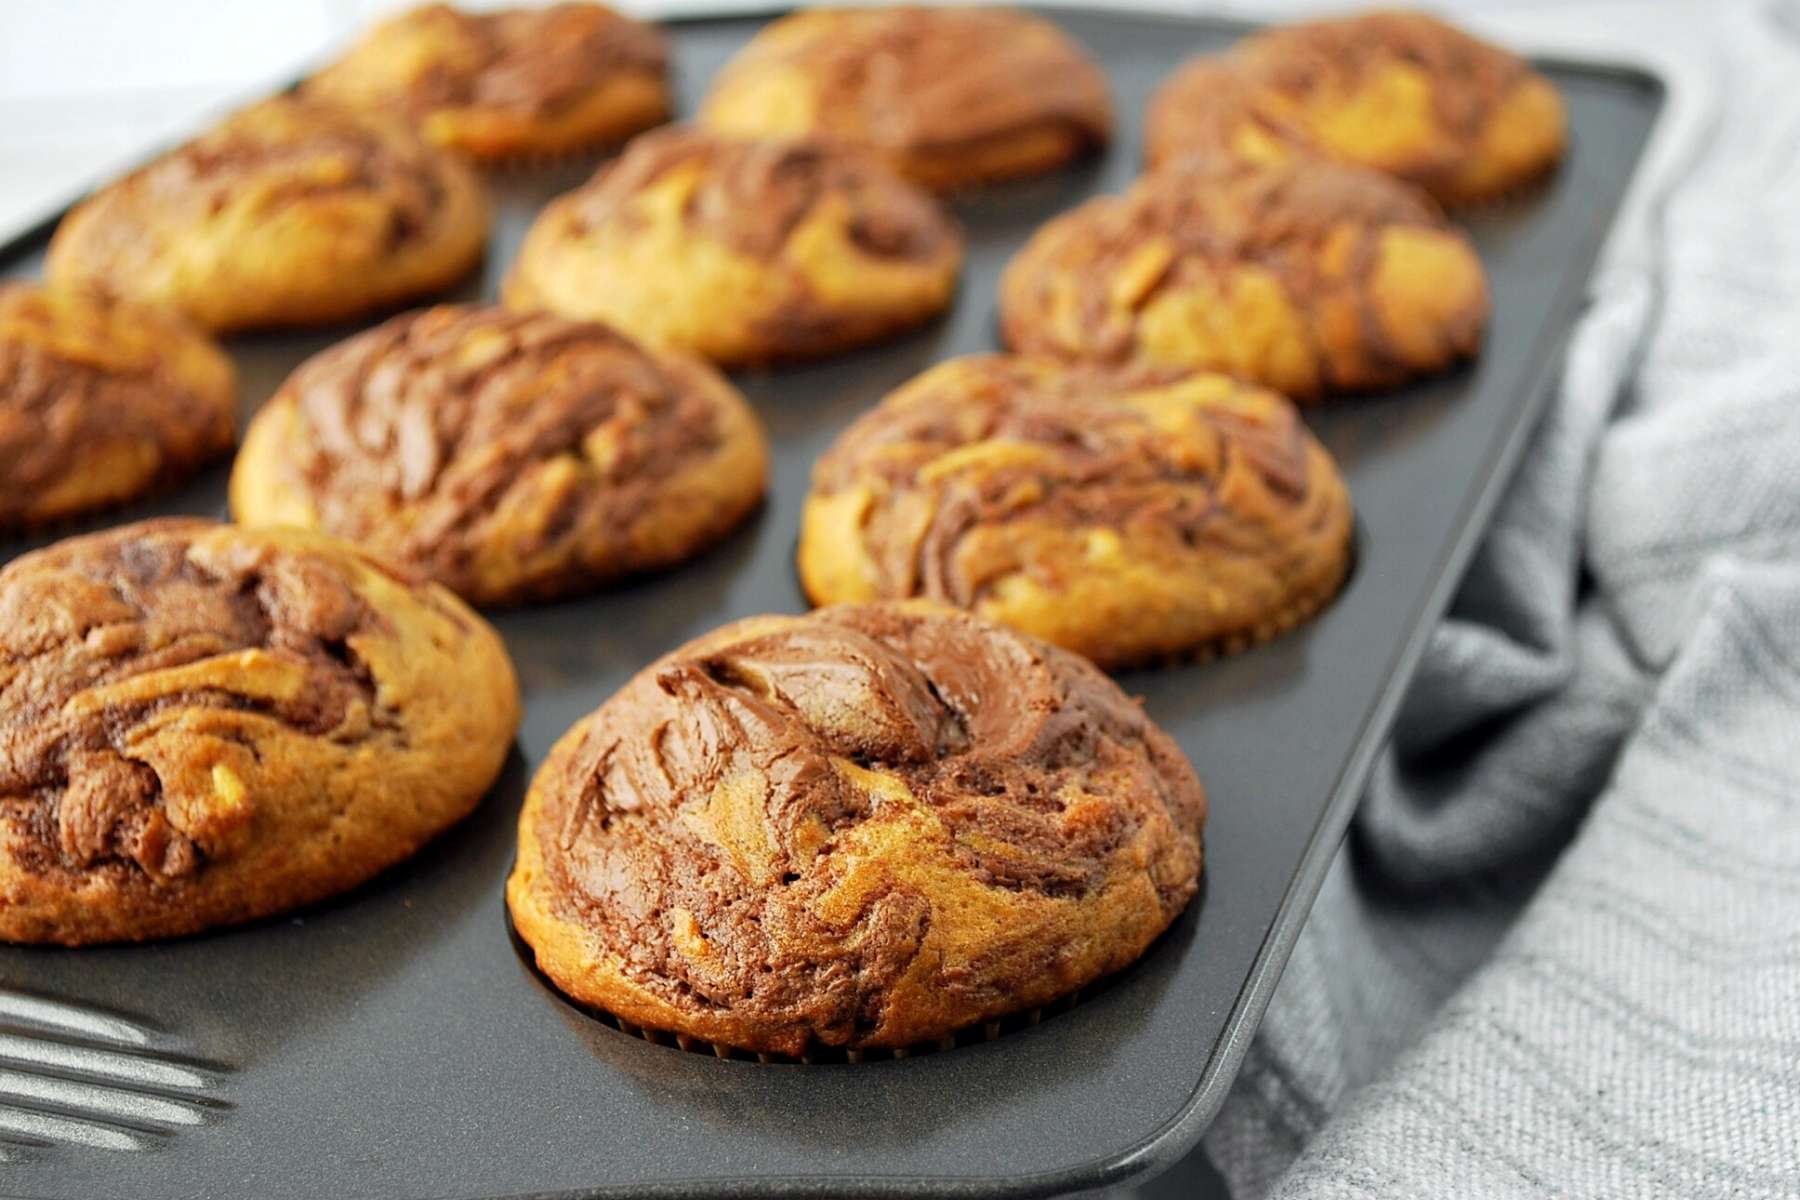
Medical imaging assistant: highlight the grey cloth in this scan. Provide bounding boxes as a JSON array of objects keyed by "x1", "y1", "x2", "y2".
[{"x1": 1188, "y1": 1, "x2": 1800, "y2": 1197}]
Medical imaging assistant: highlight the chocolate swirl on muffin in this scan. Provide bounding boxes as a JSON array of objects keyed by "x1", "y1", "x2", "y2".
[
  {"x1": 46, "y1": 96, "x2": 488, "y2": 333},
  {"x1": 230, "y1": 305, "x2": 768, "y2": 606},
  {"x1": 507, "y1": 602, "x2": 1204, "y2": 1055},
  {"x1": 699, "y1": 6, "x2": 1113, "y2": 191},
  {"x1": 1000, "y1": 154, "x2": 1490, "y2": 400},
  {"x1": 801, "y1": 355, "x2": 1352, "y2": 667},
  {"x1": 1147, "y1": 10, "x2": 1566, "y2": 206},
  {"x1": 306, "y1": 2, "x2": 671, "y2": 163},
  {"x1": 0, "y1": 519, "x2": 518, "y2": 944},
  {"x1": 504, "y1": 127, "x2": 962, "y2": 366},
  {"x1": 1, "y1": 283, "x2": 236, "y2": 529}
]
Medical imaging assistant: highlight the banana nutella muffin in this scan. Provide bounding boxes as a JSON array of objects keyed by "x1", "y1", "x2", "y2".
[
  {"x1": 800, "y1": 356, "x2": 1352, "y2": 668},
  {"x1": 698, "y1": 7, "x2": 1112, "y2": 191},
  {"x1": 46, "y1": 96, "x2": 488, "y2": 334},
  {"x1": 503, "y1": 127, "x2": 962, "y2": 366},
  {"x1": 999, "y1": 154, "x2": 1489, "y2": 401},
  {"x1": 305, "y1": 2, "x2": 671, "y2": 164},
  {"x1": 1143, "y1": 56, "x2": 1317, "y2": 175},
  {"x1": 1, "y1": 284, "x2": 235, "y2": 530},
  {"x1": 1146, "y1": 10, "x2": 1566, "y2": 207},
  {"x1": 0, "y1": 518, "x2": 518, "y2": 945},
  {"x1": 507, "y1": 601, "x2": 1205, "y2": 1056},
  {"x1": 230, "y1": 305, "x2": 768, "y2": 606}
]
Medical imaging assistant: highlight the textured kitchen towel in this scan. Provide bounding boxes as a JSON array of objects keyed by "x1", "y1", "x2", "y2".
[{"x1": 1194, "y1": 2, "x2": 1800, "y2": 1197}]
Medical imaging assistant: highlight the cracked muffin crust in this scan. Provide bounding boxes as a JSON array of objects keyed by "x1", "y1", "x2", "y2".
[
  {"x1": 698, "y1": 7, "x2": 1112, "y2": 192},
  {"x1": 0, "y1": 518, "x2": 519, "y2": 945},
  {"x1": 799, "y1": 356, "x2": 1352, "y2": 669},
  {"x1": 504, "y1": 127, "x2": 962, "y2": 366},
  {"x1": 305, "y1": 2, "x2": 671, "y2": 164},
  {"x1": 507, "y1": 602, "x2": 1205, "y2": 1056},
  {"x1": 0, "y1": 284, "x2": 236, "y2": 530},
  {"x1": 230, "y1": 305, "x2": 768, "y2": 606},
  {"x1": 1146, "y1": 10, "x2": 1566, "y2": 207},
  {"x1": 999, "y1": 154, "x2": 1489, "y2": 401},
  {"x1": 46, "y1": 96, "x2": 489, "y2": 334}
]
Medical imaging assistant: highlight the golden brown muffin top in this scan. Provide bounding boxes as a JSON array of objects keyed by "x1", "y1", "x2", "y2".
[
  {"x1": 1003, "y1": 154, "x2": 1468, "y2": 371},
  {"x1": 47, "y1": 96, "x2": 477, "y2": 288},
  {"x1": 556, "y1": 125, "x2": 958, "y2": 264},
  {"x1": 703, "y1": 7, "x2": 1112, "y2": 163},
  {"x1": 0, "y1": 518, "x2": 417, "y2": 885},
  {"x1": 0, "y1": 285, "x2": 235, "y2": 526},
  {"x1": 1144, "y1": 55, "x2": 1316, "y2": 166},
  {"x1": 254, "y1": 305, "x2": 750, "y2": 601},
  {"x1": 1087, "y1": 152, "x2": 1442, "y2": 271},
  {"x1": 308, "y1": 2, "x2": 668, "y2": 121},
  {"x1": 811, "y1": 356, "x2": 1324, "y2": 609},
  {"x1": 1147, "y1": 9, "x2": 1561, "y2": 203},
  {"x1": 529, "y1": 602, "x2": 1204, "y2": 1053},
  {"x1": 1238, "y1": 9, "x2": 1537, "y2": 151}
]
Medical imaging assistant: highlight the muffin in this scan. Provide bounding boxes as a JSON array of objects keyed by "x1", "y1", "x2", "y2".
[
  {"x1": 230, "y1": 305, "x2": 768, "y2": 606},
  {"x1": 1146, "y1": 10, "x2": 1567, "y2": 207},
  {"x1": 46, "y1": 96, "x2": 489, "y2": 334},
  {"x1": 999, "y1": 154, "x2": 1489, "y2": 401},
  {"x1": 507, "y1": 601, "x2": 1205, "y2": 1056},
  {"x1": 504, "y1": 127, "x2": 962, "y2": 366},
  {"x1": 305, "y1": 2, "x2": 671, "y2": 164},
  {"x1": 1, "y1": 283, "x2": 236, "y2": 530},
  {"x1": 800, "y1": 356, "x2": 1352, "y2": 668},
  {"x1": 0, "y1": 518, "x2": 518, "y2": 945},
  {"x1": 698, "y1": 7, "x2": 1112, "y2": 191}
]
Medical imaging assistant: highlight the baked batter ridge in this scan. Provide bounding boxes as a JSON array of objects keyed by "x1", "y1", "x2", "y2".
[{"x1": 306, "y1": 2, "x2": 671, "y2": 162}]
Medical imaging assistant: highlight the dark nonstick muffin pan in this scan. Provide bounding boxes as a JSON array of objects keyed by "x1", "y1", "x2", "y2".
[{"x1": 0, "y1": 8, "x2": 1664, "y2": 1198}]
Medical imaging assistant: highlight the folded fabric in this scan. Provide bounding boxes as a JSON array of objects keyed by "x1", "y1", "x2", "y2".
[{"x1": 1188, "y1": 2, "x2": 1800, "y2": 1196}]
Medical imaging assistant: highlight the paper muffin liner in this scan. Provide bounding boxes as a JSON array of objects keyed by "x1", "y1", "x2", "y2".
[
  {"x1": 469, "y1": 115, "x2": 671, "y2": 175},
  {"x1": 582, "y1": 978, "x2": 1110, "y2": 1065},
  {"x1": 506, "y1": 893, "x2": 1160, "y2": 1064},
  {"x1": 1439, "y1": 158, "x2": 1566, "y2": 213},
  {"x1": 477, "y1": 140, "x2": 621, "y2": 175}
]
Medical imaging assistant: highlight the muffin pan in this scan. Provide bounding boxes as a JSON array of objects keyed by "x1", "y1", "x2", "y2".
[{"x1": 0, "y1": 9, "x2": 1663, "y2": 1199}]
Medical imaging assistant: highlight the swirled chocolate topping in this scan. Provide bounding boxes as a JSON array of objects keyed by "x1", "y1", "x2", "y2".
[
  {"x1": 0, "y1": 519, "x2": 388, "y2": 883},
  {"x1": 812, "y1": 358, "x2": 1321, "y2": 607},
  {"x1": 319, "y1": 3, "x2": 668, "y2": 120},
  {"x1": 716, "y1": 7, "x2": 1112, "y2": 157},
  {"x1": 259, "y1": 305, "x2": 748, "y2": 600},
  {"x1": 1145, "y1": 55, "x2": 1317, "y2": 166},
  {"x1": 46, "y1": 94, "x2": 489, "y2": 335},
  {"x1": 1108, "y1": 153, "x2": 1441, "y2": 271},
  {"x1": 54, "y1": 97, "x2": 456, "y2": 270},
  {"x1": 0, "y1": 285, "x2": 234, "y2": 527},
  {"x1": 568, "y1": 126, "x2": 955, "y2": 263},
  {"x1": 1239, "y1": 10, "x2": 1534, "y2": 147},
  {"x1": 1003, "y1": 153, "x2": 1479, "y2": 383},
  {"x1": 530, "y1": 603, "x2": 1204, "y2": 1052}
]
